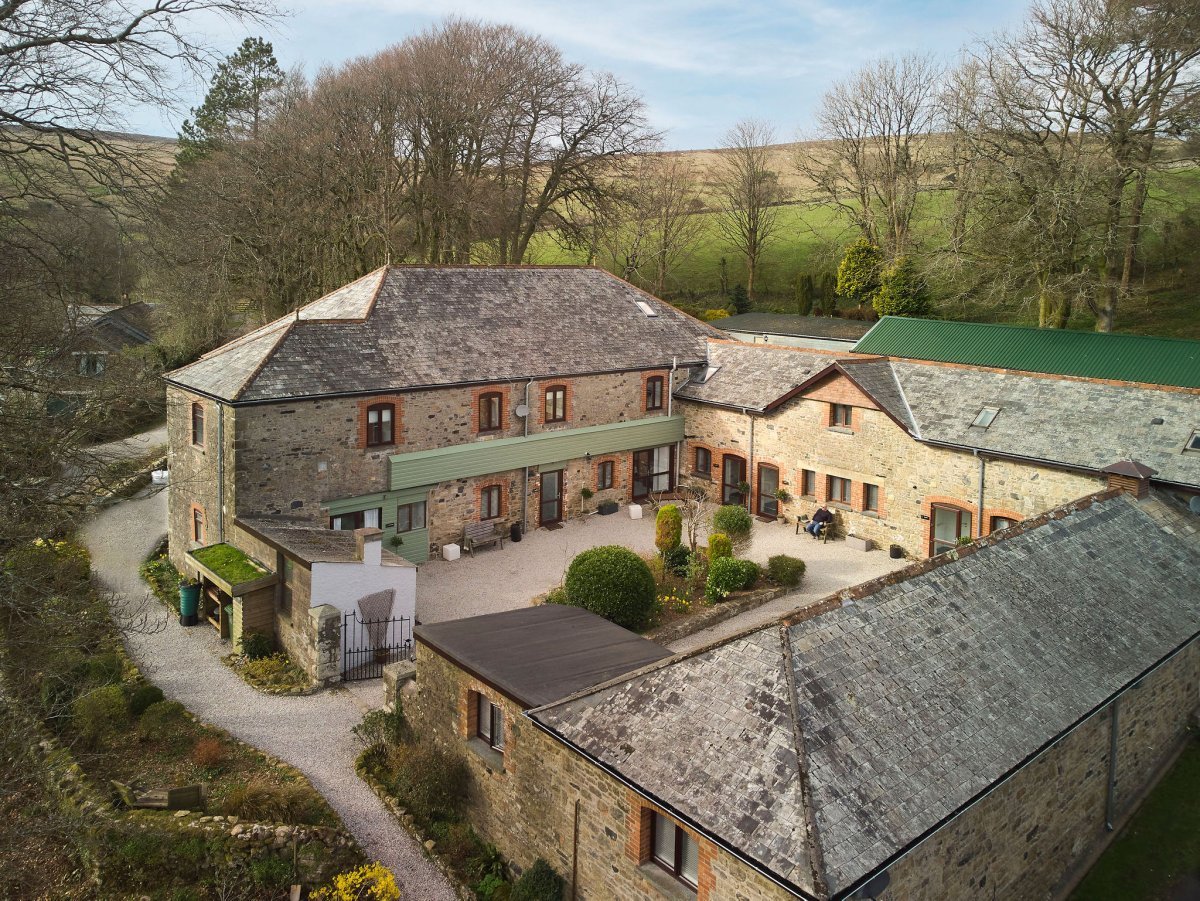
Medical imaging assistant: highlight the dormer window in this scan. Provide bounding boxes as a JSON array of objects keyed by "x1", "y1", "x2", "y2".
[{"x1": 971, "y1": 407, "x2": 1000, "y2": 429}]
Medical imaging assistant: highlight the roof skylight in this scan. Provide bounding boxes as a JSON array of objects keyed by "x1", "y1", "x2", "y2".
[
  {"x1": 1185, "y1": 430, "x2": 1200, "y2": 452},
  {"x1": 634, "y1": 300, "x2": 658, "y2": 318},
  {"x1": 971, "y1": 407, "x2": 1000, "y2": 429}
]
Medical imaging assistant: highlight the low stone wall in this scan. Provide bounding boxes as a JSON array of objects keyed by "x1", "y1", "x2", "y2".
[{"x1": 644, "y1": 584, "x2": 791, "y2": 646}]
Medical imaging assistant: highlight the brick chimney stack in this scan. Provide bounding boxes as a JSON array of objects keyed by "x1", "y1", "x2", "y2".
[
  {"x1": 354, "y1": 527, "x2": 383, "y2": 565},
  {"x1": 1101, "y1": 460, "x2": 1158, "y2": 500}
]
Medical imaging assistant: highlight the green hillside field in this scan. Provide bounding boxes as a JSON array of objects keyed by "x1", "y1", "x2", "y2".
[{"x1": 527, "y1": 165, "x2": 1200, "y2": 339}]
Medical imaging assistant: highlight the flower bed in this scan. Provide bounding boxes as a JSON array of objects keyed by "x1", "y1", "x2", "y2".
[{"x1": 223, "y1": 652, "x2": 314, "y2": 695}]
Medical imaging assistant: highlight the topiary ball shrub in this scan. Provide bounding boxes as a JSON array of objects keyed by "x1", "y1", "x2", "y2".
[
  {"x1": 239, "y1": 630, "x2": 274, "y2": 660},
  {"x1": 655, "y1": 504, "x2": 683, "y2": 555},
  {"x1": 733, "y1": 559, "x2": 760, "y2": 589},
  {"x1": 563, "y1": 545, "x2": 657, "y2": 631},
  {"x1": 707, "y1": 532, "x2": 733, "y2": 561},
  {"x1": 766, "y1": 555, "x2": 806, "y2": 588},
  {"x1": 705, "y1": 557, "x2": 743, "y2": 602},
  {"x1": 511, "y1": 859, "x2": 565, "y2": 901},
  {"x1": 713, "y1": 504, "x2": 752, "y2": 540},
  {"x1": 128, "y1": 683, "x2": 164, "y2": 717}
]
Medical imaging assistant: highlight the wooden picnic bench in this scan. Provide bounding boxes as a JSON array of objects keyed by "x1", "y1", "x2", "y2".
[
  {"x1": 462, "y1": 521, "x2": 505, "y2": 556},
  {"x1": 112, "y1": 781, "x2": 205, "y2": 810}
]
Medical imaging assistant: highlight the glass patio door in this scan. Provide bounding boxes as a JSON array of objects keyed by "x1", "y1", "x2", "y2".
[
  {"x1": 632, "y1": 446, "x2": 674, "y2": 501},
  {"x1": 540, "y1": 470, "x2": 563, "y2": 526},
  {"x1": 930, "y1": 504, "x2": 972, "y2": 555},
  {"x1": 722, "y1": 455, "x2": 747, "y2": 505},
  {"x1": 757, "y1": 464, "x2": 779, "y2": 518}
]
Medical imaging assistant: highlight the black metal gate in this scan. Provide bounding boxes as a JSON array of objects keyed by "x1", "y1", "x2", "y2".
[{"x1": 342, "y1": 612, "x2": 413, "y2": 681}]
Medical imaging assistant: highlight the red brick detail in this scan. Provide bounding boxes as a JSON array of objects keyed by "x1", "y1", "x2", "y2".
[
  {"x1": 476, "y1": 480, "x2": 508, "y2": 521},
  {"x1": 856, "y1": 480, "x2": 888, "y2": 517},
  {"x1": 355, "y1": 394, "x2": 405, "y2": 449},
  {"x1": 805, "y1": 373, "x2": 879, "y2": 410},
  {"x1": 592, "y1": 453, "x2": 624, "y2": 491},
  {"x1": 640, "y1": 370, "x2": 669, "y2": 413},
  {"x1": 984, "y1": 507, "x2": 1024, "y2": 534},
  {"x1": 686, "y1": 441, "x2": 718, "y2": 484},
  {"x1": 537, "y1": 379, "x2": 575, "y2": 426},
  {"x1": 624, "y1": 793, "x2": 715, "y2": 897},
  {"x1": 922, "y1": 494, "x2": 980, "y2": 551},
  {"x1": 696, "y1": 841, "x2": 717, "y2": 901},
  {"x1": 471, "y1": 384, "x2": 512, "y2": 435}
]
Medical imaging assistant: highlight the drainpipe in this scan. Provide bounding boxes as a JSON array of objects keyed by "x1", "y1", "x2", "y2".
[
  {"x1": 744, "y1": 408, "x2": 756, "y2": 511},
  {"x1": 669, "y1": 357, "x2": 679, "y2": 489},
  {"x1": 1105, "y1": 698, "x2": 1120, "y2": 830},
  {"x1": 571, "y1": 798, "x2": 581, "y2": 900},
  {"x1": 522, "y1": 378, "x2": 533, "y2": 534},
  {"x1": 216, "y1": 401, "x2": 226, "y2": 543},
  {"x1": 974, "y1": 450, "x2": 985, "y2": 538}
]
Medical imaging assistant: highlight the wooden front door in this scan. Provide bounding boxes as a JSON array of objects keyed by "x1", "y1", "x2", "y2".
[
  {"x1": 540, "y1": 470, "x2": 563, "y2": 526},
  {"x1": 722, "y1": 455, "x2": 747, "y2": 505}
]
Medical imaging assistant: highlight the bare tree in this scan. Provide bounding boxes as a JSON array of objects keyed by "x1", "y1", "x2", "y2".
[
  {"x1": 595, "y1": 154, "x2": 707, "y2": 293},
  {"x1": 713, "y1": 119, "x2": 783, "y2": 300},
  {"x1": 940, "y1": 0, "x2": 1200, "y2": 330},
  {"x1": 797, "y1": 54, "x2": 944, "y2": 258}
]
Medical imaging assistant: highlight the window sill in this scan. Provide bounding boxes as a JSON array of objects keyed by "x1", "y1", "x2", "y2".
[
  {"x1": 467, "y1": 738, "x2": 505, "y2": 773},
  {"x1": 692, "y1": 474, "x2": 711, "y2": 481},
  {"x1": 365, "y1": 444, "x2": 396, "y2": 451},
  {"x1": 825, "y1": 426, "x2": 855, "y2": 435},
  {"x1": 828, "y1": 502, "x2": 852, "y2": 511},
  {"x1": 860, "y1": 510, "x2": 881, "y2": 519},
  {"x1": 639, "y1": 863, "x2": 696, "y2": 898}
]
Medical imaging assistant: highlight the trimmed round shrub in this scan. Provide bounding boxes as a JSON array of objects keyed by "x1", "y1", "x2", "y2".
[
  {"x1": 128, "y1": 683, "x2": 164, "y2": 716},
  {"x1": 662, "y1": 545, "x2": 691, "y2": 577},
  {"x1": 239, "y1": 630, "x2": 274, "y2": 660},
  {"x1": 72, "y1": 684, "x2": 128, "y2": 745},
  {"x1": 707, "y1": 532, "x2": 733, "y2": 561},
  {"x1": 713, "y1": 504, "x2": 752, "y2": 540},
  {"x1": 655, "y1": 504, "x2": 682, "y2": 554},
  {"x1": 705, "y1": 558, "x2": 760, "y2": 603},
  {"x1": 511, "y1": 859, "x2": 565, "y2": 901},
  {"x1": 766, "y1": 555, "x2": 806, "y2": 588},
  {"x1": 563, "y1": 545, "x2": 657, "y2": 631}
]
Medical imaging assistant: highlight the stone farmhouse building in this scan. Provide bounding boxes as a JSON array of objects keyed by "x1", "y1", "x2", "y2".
[
  {"x1": 409, "y1": 485, "x2": 1200, "y2": 900},
  {"x1": 680, "y1": 340, "x2": 1200, "y2": 556},
  {"x1": 162, "y1": 265, "x2": 1200, "y2": 678},
  {"x1": 163, "y1": 266, "x2": 717, "y2": 666}
]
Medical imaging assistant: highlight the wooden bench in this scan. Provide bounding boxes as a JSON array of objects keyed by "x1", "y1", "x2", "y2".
[
  {"x1": 463, "y1": 521, "x2": 505, "y2": 556},
  {"x1": 112, "y1": 781, "x2": 205, "y2": 810}
]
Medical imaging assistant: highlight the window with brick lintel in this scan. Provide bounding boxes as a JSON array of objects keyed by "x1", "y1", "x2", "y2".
[
  {"x1": 366, "y1": 403, "x2": 395, "y2": 447},
  {"x1": 545, "y1": 386, "x2": 567, "y2": 423}
]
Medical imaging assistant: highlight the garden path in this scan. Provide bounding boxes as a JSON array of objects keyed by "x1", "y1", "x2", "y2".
[{"x1": 81, "y1": 482, "x2": 456, "y2": 901}]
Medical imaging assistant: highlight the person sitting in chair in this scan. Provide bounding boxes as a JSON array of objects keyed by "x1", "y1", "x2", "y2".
[{"x1": 805, "y1": 504, "x2": 833, "y2": 539}]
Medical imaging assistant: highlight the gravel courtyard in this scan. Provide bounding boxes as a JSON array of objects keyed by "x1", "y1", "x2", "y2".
[
  {"x1": 417, "y1": 505, "x2": 909, "y2": 639},
  {"x1": 81, "y1": 484, "x2": 456, "y2": 901}
]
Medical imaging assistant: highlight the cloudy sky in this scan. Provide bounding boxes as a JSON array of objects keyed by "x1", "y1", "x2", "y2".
[{"x1": 132, "y1": 0, "x2": 1031, "y2": 150}]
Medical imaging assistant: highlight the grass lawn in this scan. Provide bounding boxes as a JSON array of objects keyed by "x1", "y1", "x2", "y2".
[{"x1": 1072, "y1": 738, "x2": 1200, "y2": 901}]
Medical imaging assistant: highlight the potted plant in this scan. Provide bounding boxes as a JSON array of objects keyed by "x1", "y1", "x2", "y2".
[
  {"x1": 179, "y1": 576, "x2": 200, "y2": 627},
  {"x1": 737, "y1": 480, "x2": 751, "y2": 508},
  {"x1": 774, "y1": 487, "x2": 793, "y2": 523},
  {"x1": 580, "y1": 486, "x2": 594, "y2": 516}
]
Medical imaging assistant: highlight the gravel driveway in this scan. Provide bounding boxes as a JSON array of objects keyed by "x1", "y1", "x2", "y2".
[{"x1": 81, "y1": 484, "x2": 456, "y2": 900}]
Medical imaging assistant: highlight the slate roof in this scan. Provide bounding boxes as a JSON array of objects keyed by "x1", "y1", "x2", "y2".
[
  {"x1": 164, "y1": 266, "x2": 720, "y2": 403},
  {"x1": 532, "y1": 491, "x2": 1200, "y2": 898},
  {"x1": 676, "y1": 342, "x2": 840, "y2": 412},
  {"x1": 677, "y1": 341, "x2": 1200, "y2": 489},
  {"x1": 237, "y1": 517, "x2": 413, "y2": 566},
  {"x1": 416, "y1": 606, "x2": 673, "y2": 708},
  {"x1": 720, "y1": 314, "x2": 874, "y2": 342}
]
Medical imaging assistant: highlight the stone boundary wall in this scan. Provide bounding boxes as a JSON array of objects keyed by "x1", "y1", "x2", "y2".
[{"x1": 644, "y1": 584, "x2": 790, "y2": 645}]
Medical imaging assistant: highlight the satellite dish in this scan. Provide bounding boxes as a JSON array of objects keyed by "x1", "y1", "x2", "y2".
[{"x1": 515, "y1": 404, "x2": 530, "y2": 418}]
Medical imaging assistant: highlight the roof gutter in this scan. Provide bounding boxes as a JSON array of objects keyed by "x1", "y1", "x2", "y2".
[
  {"x1": 830, "y1": 627, "x2": 1200, "y2": 901},
  {"x1": 526, "y1": 714, "x2": 821, "y2": 901}
]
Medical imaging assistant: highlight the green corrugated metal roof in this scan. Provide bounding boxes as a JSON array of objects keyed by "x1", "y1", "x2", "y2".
[
  {"x1": 854, "y1": 317, "x2": 1200, "y2": 388},
  {"x1": 389, "y1": 415, "x2": 684, "y2": 491}
]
